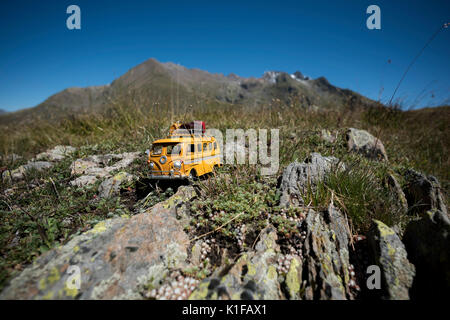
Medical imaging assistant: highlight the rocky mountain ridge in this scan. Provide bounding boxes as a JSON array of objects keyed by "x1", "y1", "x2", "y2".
[{"x1": 0, "y1": 58, "x2": 375, "y2": 126}]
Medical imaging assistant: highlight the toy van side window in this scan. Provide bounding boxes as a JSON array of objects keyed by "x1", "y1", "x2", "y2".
[
  {"x1": 214, "y1": 142, "x2": 217, "y2": 150},
  {"x1": 209, "y1": 143, "x2": 212, "y2": 151},
  {"x1": 197, "y1": 144, "x2": 202, "y2": 153},
  {"x1": 167, "y1": 144, "x2": 182, "y2": 156},
  {"x1": 203, "y1": 142, "x2": 211, "y2": 155},
  {"x1": 188, "y1": 144, "x2": 195, "y2": 154}
]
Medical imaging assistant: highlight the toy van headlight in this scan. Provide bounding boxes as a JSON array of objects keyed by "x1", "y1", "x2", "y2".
[
  {"x1": 149, "y1": 162, "x2": 154, "y2": 169},
  {"x1": 173, "y1": 160, "x2": 182, "y2": 170}
]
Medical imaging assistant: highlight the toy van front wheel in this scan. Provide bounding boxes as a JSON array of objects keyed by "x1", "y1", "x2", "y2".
[{"x1": 188, "y1": 170, "x2": 198, "y2": 182}]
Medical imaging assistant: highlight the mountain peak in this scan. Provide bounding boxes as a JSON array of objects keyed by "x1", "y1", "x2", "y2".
[{"x1": 0, "y1": 59, "x2": 377, "y2": 125}]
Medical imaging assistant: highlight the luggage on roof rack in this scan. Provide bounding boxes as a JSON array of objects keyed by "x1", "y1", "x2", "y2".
[{"x1": 169, "y1": 121, "x2": 205, "y2": 136}]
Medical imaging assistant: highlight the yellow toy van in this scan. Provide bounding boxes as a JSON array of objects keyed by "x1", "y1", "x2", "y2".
[{"x1": 146, "y1": 121, "x2": 221, "y2": 180}]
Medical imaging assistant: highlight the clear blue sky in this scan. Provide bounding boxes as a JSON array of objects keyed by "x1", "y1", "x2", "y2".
[{"x1": 0, "y1": 0, "x2": 449, "y2": 112}]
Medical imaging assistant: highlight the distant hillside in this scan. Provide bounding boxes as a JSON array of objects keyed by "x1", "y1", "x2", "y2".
[
  {"x1": 0, "y1": 109, "x2": 6, "y2": 115},
  {"x1": 0, "y1": 58, "x2": 377, "y2": 126}
]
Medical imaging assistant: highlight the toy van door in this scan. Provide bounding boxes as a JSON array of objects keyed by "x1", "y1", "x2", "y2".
[
  {"x1": 203, "y1": 142, "x2": 213, "y2": 172},
  {"x1": 196, "y1": 141, "x2": 205, "y2": 175},
  {"x1": 186, "y1": 142, "x2": 195, "y2": 172}
]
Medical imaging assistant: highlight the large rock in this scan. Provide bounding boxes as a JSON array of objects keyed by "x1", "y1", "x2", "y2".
[
  {"x1": 402, "y1": 169, "x2": 447, "y2": 216},
  {"x1": 0, "y1": 186, "x2": 196, "y2": 300},
  {"x1": 367, "y1": 220, "x2": 415, "y2": 300},
  {"x1": 346, "y1": 128, "x2": 388, "y2": 161},
  {"x1": 301, "y1": 204, "x2": 354, "y2": 300},
  {"x1": 278, "y1": 153, "x2": 343, "y2": 207},
  {"x1": 189, "y1": 225, "x2": 283, "y2": 300},
  {"x1": 403, "y1": 210, "x2": 450, "y2": 299}
]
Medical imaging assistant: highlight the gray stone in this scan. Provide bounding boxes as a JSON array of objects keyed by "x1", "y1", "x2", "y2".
[
  {"x1": 0, "y1": 153, "x2": 22, "y2": 163},
  {"x1": 0, "y1": 186, "x2": 196, "y2": 300},
  {"x1": 23, "y1": 161, "x2": 54, "y2": 171},
  {"x1": 346, "y1": 128, "x2": 388, "y2": 161},
  {"x1": 189, "y1": 225, "x2": 282, "y2": 300},
  {"x1": 98, "y1": 172, "x2": 135, "y2": 199},
  {"x1": 403, "y1": 209, "x2": 450, "y2": 299},
  {"x1": 1, "y1": 145, "x2": 76, "y2": 183},
  {"x1": 70, "y1": 175, "x2": 98, "y2": 187},
  {"x1": 367, "y1": 220, "x2": 415, "y2": 300},
  {"x1": 2, "y1": 161, "x2": 54, "y2": 182},
  {"x1": 36, "y1": 145, "x2": 76, "y2": 162},
  {"x1": 387, "y1": 173, "x2": 408, "y2": 213},
  {"x1": 278, "y1": 153, "x2": 343, "y2": 207},
  {"x1": 402, "y1": 169, "x2": 447, "y2": 216},
  {"x1": 301, "y1": 204, "x2": 353, "y2": 300},
  {"x1": 70, "y1": 152, "x2": 140, "y2": 187}
]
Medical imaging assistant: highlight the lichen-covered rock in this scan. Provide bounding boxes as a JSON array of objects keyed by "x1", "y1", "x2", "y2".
[
  {"x1": 346, "y1": 128, "x2": 387, "y2": 161},
  {"x1": 367, "y1": 220, "x2": 415, "y2": 300},
  {"x1": 0, "y1": 186, "x2": 196, "y2": 300},
  {"x1": 70, "y1": 152, "x2": 140, "y2": 187},
  {"x1": 278, "y1": 153, "x2": 343, "y2": 207},
  {"x1": 2, "y1": 146, "x2": 76, "y2": 183},
  {"x1": 189, "y1": 225, "x2": 282, "y2": 300},
  {"x1": 70, "y1": 175, "x2": 98, "y2": 187},
  {"x1": 2, "y1": 161, "x2": 54, "y2": 183},
  {"x1": 190, "y1": 241, "x2": 204, "y2": 267},
  {"x1": 36, "y1": 145, "x2": 76, "y2": 162},
  {"x1": 403, "y1": 210, "x2": 450, "y2": 299},
  {"x1": 402, "y1": 169, "x2": 447, "y2": 216},
  {"x1": 301, "y1": 204, "x2": 353, "y2": 300},
  {"x1": 98, "y1": 172, "x2": 135, "y2": 199},
  {"x1": 283, "y1": 255, "x2": 303, "y2": 300},
  {"x1": 387, "y1": 173, "x2": 408, "y2": 213}
]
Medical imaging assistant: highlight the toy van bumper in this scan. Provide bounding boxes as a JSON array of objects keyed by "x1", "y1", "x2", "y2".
[
  {"x1": 148, "y1": 176, "x2": 188, "y2": 180},
  {"x1": 148, "y1": 174, "x2": 188, "y2": 180}
]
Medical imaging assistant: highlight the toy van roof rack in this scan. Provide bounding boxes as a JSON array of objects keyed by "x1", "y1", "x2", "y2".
[{"x1": 169, "y1": 121, "x2": 206, "y2": 137}]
